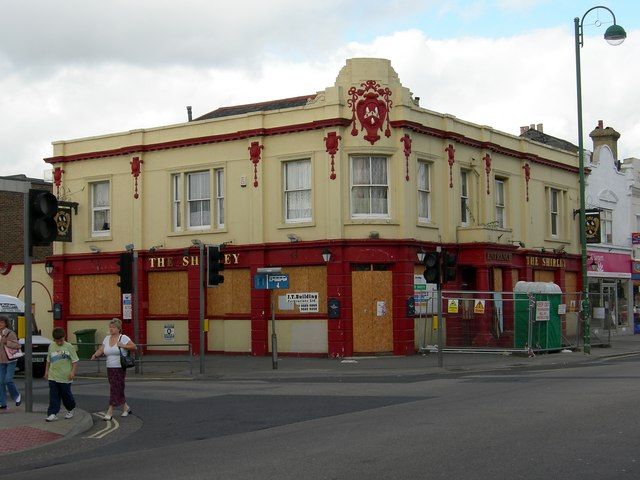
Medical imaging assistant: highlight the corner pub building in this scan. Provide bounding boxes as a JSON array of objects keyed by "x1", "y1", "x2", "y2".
[{"x1": 46, "y1": 58, "x2": 581, "y2": 357}]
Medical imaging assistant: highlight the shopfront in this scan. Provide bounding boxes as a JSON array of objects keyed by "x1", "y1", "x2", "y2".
[{"x1": 587, "y1": 251, "x2": 633, "y2": 336}]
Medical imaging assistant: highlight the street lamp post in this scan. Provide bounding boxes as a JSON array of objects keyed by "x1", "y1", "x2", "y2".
[{"x1": 574, "y1": 6, "x2": 626, "y2": 354}]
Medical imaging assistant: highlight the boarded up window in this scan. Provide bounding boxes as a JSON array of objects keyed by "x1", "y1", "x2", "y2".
[
  {"x1": 69, "y1": 274, "x2": 120, "y2": 315},
  {"x1": 274, "y1": 266, "x2": 327, "y2": 314},
  {"x1": 148, "y1": 271, "x2": 188, "y2": 315},
  {"x1": 207, "y1": 269, "x2": 251, "y2": 316},
  {"x1": 534, "y1": 270, "x2": 555, "y2": 283}
]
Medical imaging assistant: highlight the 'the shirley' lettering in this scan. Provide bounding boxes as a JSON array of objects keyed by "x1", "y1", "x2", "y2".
[{"x1": 149, "y1": 253, "x2": 240, "y2": 269}]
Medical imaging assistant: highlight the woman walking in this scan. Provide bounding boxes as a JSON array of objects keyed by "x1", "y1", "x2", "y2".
[
  {"x1": 91, "y1": 318, "x2": 136, "y2": 420},
  {"x1": 0, "y1": 315, "x2": 22, "y2": 409}
]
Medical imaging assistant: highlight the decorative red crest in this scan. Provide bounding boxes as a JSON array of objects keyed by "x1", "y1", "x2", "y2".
[
  {"x1": 324, "y1": 132, "x2": 341, "y2": 180},
  {"x1": 483, "y1": 153, "x2": 492, "y2": 194},
  {"x1": 348, "y1": 80, "x2": 392, "y2": 145},
  {"x1": 445, "y1": 144, "x2": 455, "y2": 188},
  {"x1": 400, "y1": 134, "x2": 411, "y2": 181},
  {"x1": 53, "y1": 166, "x2": 64, "y2": 197},
  {"x1": 248, "y1": 141, "x2": 264, "y2": 187},
  {"x1": 522, "y1": 163, "x2": 531, "y2": 202},
  {"x1": 130, "y1": 156, "x2": 143, "y2": 199}
]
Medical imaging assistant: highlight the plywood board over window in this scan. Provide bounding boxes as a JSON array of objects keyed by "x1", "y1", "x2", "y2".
[
  {"x1": 534, "y1": 270, "x2": 555, "y2": 283},
  {"x1": 274, "y1": 266, "x2": 327, "y2": 315},
  {"x1": 69, "y1": 274, "x2": 120, "y2": 315},
  {"x1": 207, "y1": 269, "x2": 251, "y2": 316},
  {"x1": 148, "y1": 271, "x2": 188, "y2": 315}
]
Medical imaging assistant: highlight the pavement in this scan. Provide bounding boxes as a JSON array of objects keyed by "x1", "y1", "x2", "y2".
[{"x1": 2, "y1": 332, "x2": 640, "y2": 456}]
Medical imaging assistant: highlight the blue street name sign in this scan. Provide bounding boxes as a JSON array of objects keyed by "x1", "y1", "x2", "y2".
[
  {"x1": 267, "y1": 274, "x2": 289, "y2": 289},
  {"x1": 254, "y1": 273, "x2": 290, "y2": 290}
]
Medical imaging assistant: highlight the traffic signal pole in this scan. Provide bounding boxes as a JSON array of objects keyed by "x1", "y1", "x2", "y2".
[
  {"x1": 198, "y1": 242, "x2": 205, "y2": 374},
  {"x1": 23, "y1": 190, "x2": 33, "y2": 413},
  {"x1": 436, "y1": 246, "x2": 443, "y2": 368}
]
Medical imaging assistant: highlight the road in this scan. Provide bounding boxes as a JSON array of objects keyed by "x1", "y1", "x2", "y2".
[{"x1": 4, "y1": 356, "x2": 640, "y2": 479}]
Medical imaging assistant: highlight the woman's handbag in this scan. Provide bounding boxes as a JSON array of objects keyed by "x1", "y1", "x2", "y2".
[
  {"x1": 4, "y1": 345, "x2": 24, "y2": 360},
  {"x1": 118, "y1": 335, "x2": 136, "y2": 369}
]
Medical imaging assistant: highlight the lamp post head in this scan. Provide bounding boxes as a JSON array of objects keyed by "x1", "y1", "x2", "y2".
[{"x1": 604, "y1": 24, "x2": 626, "y2": 45}]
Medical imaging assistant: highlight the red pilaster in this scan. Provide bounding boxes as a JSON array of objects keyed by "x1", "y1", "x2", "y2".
[
  {"x1": 186, "y1": 250, "x2": 202, "y2": 354},
  {"x1": 327, "y1": 248, "x2": 352, "y2": 357},
  {"x1": 392, "y1": 253, "x2": 415, "y2": 355},
  {"x1": 472, "y1": 267, "x2": 494, "y2": 347}
]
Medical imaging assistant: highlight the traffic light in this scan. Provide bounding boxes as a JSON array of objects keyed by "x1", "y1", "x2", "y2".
[
  {"x1": 423, "y1": 252, "x2": 440, "y2": 285},
  {"x1": 442, "y1": 251, "x2": 457, "y2": 283},
  {"x1": 117, "y1": 252, "x2": 133, "y2": 294},
  {"x1": 207, "y1": 245, "x2": 225, "y2": 286},
  {"x1": 28, "y1": 189, "x2": 58, "y2": 250}
]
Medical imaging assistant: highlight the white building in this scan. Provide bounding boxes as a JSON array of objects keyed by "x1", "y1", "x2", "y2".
[{"x1": 585, "y1": 121, "x2": 634, "y2": 337}]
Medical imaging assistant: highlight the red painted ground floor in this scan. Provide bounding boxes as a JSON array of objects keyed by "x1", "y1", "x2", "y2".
[{"x1": 49, "y1": 240, "x2": 581, "y2": 357}]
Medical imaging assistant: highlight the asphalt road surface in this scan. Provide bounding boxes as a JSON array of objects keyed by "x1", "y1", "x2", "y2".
[{"x1": 4, "y1": 356, "x2": 640, "y2": 479}]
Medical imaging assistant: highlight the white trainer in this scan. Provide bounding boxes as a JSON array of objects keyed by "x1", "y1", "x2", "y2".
[
  {"x1": 64, "y1": 410, "x2": 75, "y2": 419},
  {"x1": 45, "y1": 414, "x2": 58, "y2": 422}
]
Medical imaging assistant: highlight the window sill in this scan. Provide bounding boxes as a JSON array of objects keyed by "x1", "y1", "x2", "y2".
[
  {"x1": 417, "y1": 222, "x2": 439, "y2": 229},
  {"x1": 277, "y1": 222, "x2": 316, "y2": 229},
  {"x1": 345, "y1": 218, "x2": 399, "y2": 226},
  {"x1": 86, "y1": 235, "x2": 112, "y2": 242},
  {"x1": 167, "y1": 228, "x2": 227, "y2": 237},
  {"x1": 544, "y1": 237, "x2": 571, "y2": 245}
]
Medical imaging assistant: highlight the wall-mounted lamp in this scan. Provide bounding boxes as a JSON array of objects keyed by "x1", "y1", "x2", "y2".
[
  {"x1": 44, "y1": 261, "x2": 54, "y2": 276},
  {"x1": 417, "y1": 247, "x2": 426, "y2": 263},
  {"x1": 369, "y1": 231, "x2": 380, "y2": 239},
  {"x1": 89, "y1": 245, "x2": 101, "y2": 254},
  {"x1": 322, "y1": 248, "x2": 332, "y2": 263},
  {"x1": 191, "y1": 239, "x2": 202, "y2": 246},
  {"x1": 587, "y1": 256, "x2": 599, "y2": 271},
  {"x1": 287, "y1": 233, "x2": 301, "y2": 243},
  {"x1": 149, "y1": 244, "x2": 163, "y2": 253},
  {"x1": 125, "y1": 243, "x2": 135, "y2": 252},
  {"x1": 512, "y1": 241, "x2": 525, "y2": 248},
  {"x1": 553, "y1": 245, "x2": 566, "y2": 255}
]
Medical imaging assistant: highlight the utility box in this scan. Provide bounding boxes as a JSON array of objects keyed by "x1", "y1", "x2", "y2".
[
  {"x1": 514, "y1": 281, "x2": 562, "y2": 350},
  {"x1": 74, "y1": 329, "x2": 97, "y2": 359}
]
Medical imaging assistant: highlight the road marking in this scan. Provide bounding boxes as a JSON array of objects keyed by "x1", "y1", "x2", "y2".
[
  {"x1": 601, "y1": 353, "x2": 640, "y2": 361},
  {"x1": 84, "y1": 413, "x2": 120, "y2": 439}
]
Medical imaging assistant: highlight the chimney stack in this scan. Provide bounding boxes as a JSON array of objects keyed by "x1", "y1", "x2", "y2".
[
  {"x1": 186, "y1": 106, "x2": 193, "y2": 122},
  {"x1": 589, "y1": 120, "x2": 620, "y2": 159}
]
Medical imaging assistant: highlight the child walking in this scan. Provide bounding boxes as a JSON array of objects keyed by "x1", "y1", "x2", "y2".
[{"x1": 44, "y1": 327, "x2": 79, "y2": 422}]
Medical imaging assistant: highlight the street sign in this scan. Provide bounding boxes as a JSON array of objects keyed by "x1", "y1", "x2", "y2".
[
  {"x1": 254, "y1": 273, "x2": 268, "y2": 290},
  {"x1": 254, "y1": 273, "x2": 289, "y2": 290},
  {"x1": 267, "y1": 274, "x2": 289, "y2": 289}
]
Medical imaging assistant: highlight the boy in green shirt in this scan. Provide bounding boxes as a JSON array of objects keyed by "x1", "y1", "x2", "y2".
[{"x1": 44, "y1": 328, "x2": 79, "y2": 422}]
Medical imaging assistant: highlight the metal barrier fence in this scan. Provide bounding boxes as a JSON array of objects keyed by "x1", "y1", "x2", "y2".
[
  {"x1": 415, "y1": 290, "x2": 605, "y2": 354},
  {"x1": 71, "y1": 342, "x2": 193, "y2": 376}
]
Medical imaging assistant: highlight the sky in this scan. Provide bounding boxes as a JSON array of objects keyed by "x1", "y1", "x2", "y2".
[{"x1": 1, "y1": 0, "x2": 639, "y2": 179}]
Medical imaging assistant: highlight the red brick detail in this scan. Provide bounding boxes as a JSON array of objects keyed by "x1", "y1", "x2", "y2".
[{"x1": 0, "y1": 426, "x2": 62, "y2": 453}]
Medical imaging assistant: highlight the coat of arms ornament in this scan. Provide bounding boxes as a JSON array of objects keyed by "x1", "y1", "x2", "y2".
[{"x1": 348, "y1": 80, "x2": 392, "y2": 145}]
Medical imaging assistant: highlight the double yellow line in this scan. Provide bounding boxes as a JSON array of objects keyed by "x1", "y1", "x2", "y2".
[{"x1": 84, "y1": 413, "x2": 120, "y2": 439}]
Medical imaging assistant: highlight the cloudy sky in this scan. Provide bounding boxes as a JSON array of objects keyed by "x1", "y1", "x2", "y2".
[{"x1": 1, "y1": 0, "x2": 638, "y2": 179}]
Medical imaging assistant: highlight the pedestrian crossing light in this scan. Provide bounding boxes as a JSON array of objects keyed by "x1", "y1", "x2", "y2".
[
  {"x1": 423, "y1": 252, "x2": 440, "y2": 285},
  {"x1": 442, "y1": 251, "x2": 457, "y2": 283},
  {"x1": 28, "y1": 189, "x2": 58, "y2": 250},
  {"x1": 207, "y1": 245, "x2": 225, "y2": 286}
]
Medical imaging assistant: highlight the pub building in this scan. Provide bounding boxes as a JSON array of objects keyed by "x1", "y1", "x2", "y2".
[{"x1": 46, "y1": 58, "x2": 581, "y2": 357}]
